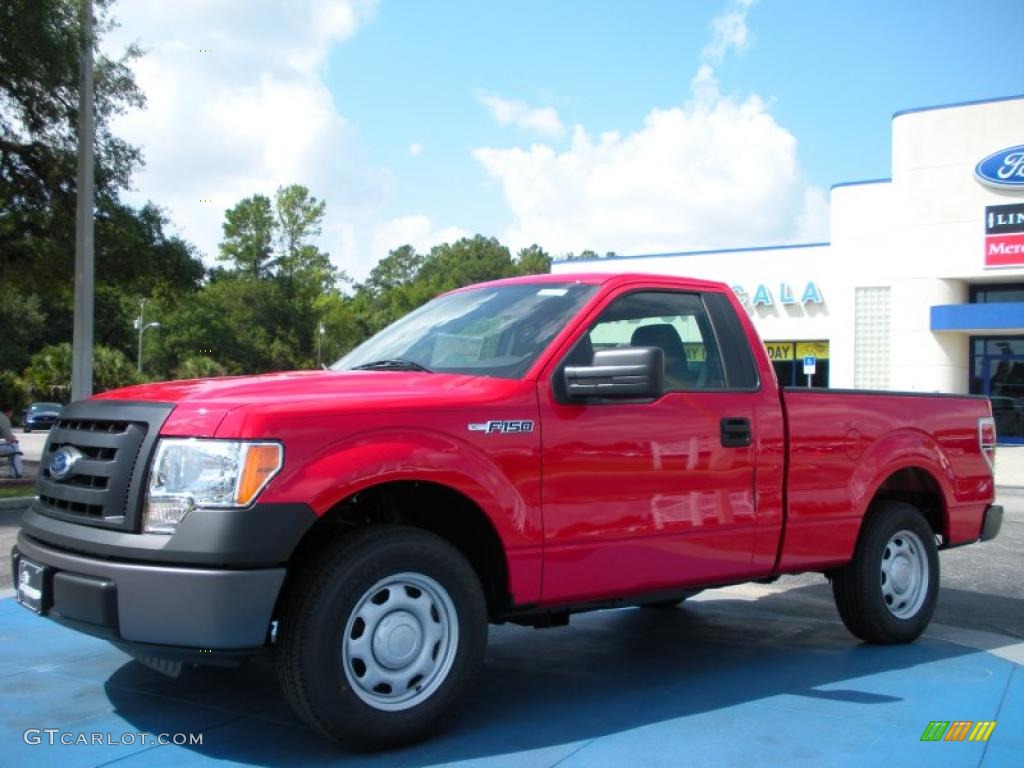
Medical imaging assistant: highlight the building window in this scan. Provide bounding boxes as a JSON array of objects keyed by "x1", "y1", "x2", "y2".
[
  {"x1": 764, "y1": 340, "x2": 830, "y2": 387},
  {"x1": 854, "y1": 286, "x2": 891, "y2": 390},
  {"x1": 970, "y1": 336, "x2": 1024, "y2": 444},
  {"x1": 969, "y1": 283, "x2": 1024, "y2": 304}
]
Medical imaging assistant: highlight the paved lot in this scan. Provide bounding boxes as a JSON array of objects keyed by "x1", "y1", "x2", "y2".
[
  {"x1": 12, "y1": 430, "x2": 48, "y2": 464},
  {"x1": 0, "y1": 586, "x2": 1020, "y2": 767},
  {"x1": 0, "y1": 490, "x2": 1020, "y2": 766}
]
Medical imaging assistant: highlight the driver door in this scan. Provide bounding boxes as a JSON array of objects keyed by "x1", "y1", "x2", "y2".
[{"x1": 537, "y1": 288, "x2": 769, "y2": 604}]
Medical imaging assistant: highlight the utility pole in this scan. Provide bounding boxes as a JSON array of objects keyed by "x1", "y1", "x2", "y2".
[
  {"x1": 135, "y1": 299, "x2": 160, "y2": 375},
  {"x1": 71, "y1": 0, "x2": 95, "y2": 401}
]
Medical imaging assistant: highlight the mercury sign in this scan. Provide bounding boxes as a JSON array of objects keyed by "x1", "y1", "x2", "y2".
[
  {"x1": 984, "y1": 202, "x2": 1024, "y2": 267},
  {"x1": 975, "y1": 145, "x2": 1024, "y2": 191},
  {"x1": 731, "y1": 282, "x2": 823, "y2": 307}
]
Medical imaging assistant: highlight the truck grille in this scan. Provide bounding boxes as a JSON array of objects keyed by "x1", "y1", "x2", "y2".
[{"x1": 34, "y1": 401, "x2": 173, "y2": 532}]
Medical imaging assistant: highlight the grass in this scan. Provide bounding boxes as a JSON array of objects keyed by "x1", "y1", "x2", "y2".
[{"x1": 0, "y1": 485, "x2": 34, "y2": 499}]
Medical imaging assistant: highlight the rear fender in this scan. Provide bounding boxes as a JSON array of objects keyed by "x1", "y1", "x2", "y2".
[{"x1": 850, "y1": 427, "x2": 955, "y2": 535}]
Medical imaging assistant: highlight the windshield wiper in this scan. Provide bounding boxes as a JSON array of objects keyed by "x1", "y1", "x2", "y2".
[{"x1": 350, "y1": 358, "x2": 433, "y2": 373}]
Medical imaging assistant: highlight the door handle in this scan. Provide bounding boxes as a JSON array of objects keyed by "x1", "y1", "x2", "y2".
[{"x1": 720, "y1": 417, "x2": 752, "y2": 447}]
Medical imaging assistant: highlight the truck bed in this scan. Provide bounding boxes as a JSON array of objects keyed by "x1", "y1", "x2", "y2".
[{"x1": 777, "y1": 388, "x2": 995, "y2": 573}]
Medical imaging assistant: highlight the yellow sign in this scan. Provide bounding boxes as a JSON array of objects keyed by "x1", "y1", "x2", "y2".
[
  {"x1": 796, "y1": 341, "x2": 829, "y2": 360},
  {"x1": 683, "y1": 343, "x2": 707, "y2": 362},
  {"x1": 764, "y1": 341, "x2": 830, "y2": 361},
  {"x1": 764, "y1": 342, "x2": 794, "y2": 361}
]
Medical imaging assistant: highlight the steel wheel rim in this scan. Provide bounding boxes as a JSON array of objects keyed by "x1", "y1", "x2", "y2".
[
  {"x1": 879, "y1": 529, "x2": 929, "y2": 619},
  {"x1": 342, "y1": 572, "x2": 458, "y2": 711}
]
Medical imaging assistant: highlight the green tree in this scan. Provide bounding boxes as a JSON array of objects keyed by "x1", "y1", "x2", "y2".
[
  {"x1": 362, "y1": 244, "x2": 423, "y2": 296},
  {"x1": 21, "y1": 344, "x2": 72, "y2": 402},
  {"x1": 274, "y1": 184, "x2": 337, "y2": 286},
  {"x1": 23, "y1": 343, "x2": 140, "y2": 399},
  {"x1": 93, "y1": 345, "x2": 140, "y2": 392},
  {"x1": 418, "y1": 235, "x2": 517, "y2": 293},
  {"x1": 0, "y1": 371, "x2": 28, "y2": 416},
  {"x1": 515, "y1": 244, "x2": 552, "y2": 275},
  {"x1": 0, "y1": 287, "x2": 46, "y2": 373},
  {"x1": 1, "y1": 1, "x2": 204, "y2": 375},
  {"x1": 174, "y1": 355, "x2": 226, "y2": 380},
  {"x1": 154, "y1": 275, "x2": 313, "y2": 375},
  {"x1": 1, "y1": 0, "x2": 144, "y2": 275},
  {"x1": 218, "y1": 194, "x2": 275, "y2": 279}
]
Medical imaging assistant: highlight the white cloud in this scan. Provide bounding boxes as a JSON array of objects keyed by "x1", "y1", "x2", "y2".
[
  {"x1": 370, "y1": 215, "x2": 471, "y2": 259},
  {"x1": 472, "y1": 0, "x2": 827, "y2": 258},
  {"x1": 478, "y1": 92, "x2": 566, "y2": 138},
  {"x1": 408, "y1": 141, "x2": 422, "y2": 157},
  {"x1": 702, "y1": 0, "x2": 757, "y2": 63},
  {"x1": 103, "y1": 1, "x2": 388, "y2": 276}
]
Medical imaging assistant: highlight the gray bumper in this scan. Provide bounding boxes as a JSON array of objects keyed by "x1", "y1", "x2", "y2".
[
  {"x1": 13, "y1": 532, "x2": 285, "y2": 650},
  {"x1": 980, "y1": 504, "x2": 1003, "y2": 542}
]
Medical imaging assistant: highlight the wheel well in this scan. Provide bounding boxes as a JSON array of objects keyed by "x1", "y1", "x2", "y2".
[
  {"x1": 284, "y1": 481, "x2": 511, "y2": 616},
  {"x1": 870, "y1": 467, "x2": 947, "y2": 543}
]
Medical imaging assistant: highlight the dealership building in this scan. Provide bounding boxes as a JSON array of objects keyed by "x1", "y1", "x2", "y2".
[{"x1": 551, "y1": 94, "x2": 1024, "y2": 443}]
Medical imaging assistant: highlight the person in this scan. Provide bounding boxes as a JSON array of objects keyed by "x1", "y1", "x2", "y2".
[{"x1": 0, "y1": 403, "x2": 24, "y2": 478}]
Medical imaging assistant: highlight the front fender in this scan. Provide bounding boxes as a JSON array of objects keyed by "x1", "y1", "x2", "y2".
[{"x1": 259, "y1": 426, "x2": 543, "y2": 602}]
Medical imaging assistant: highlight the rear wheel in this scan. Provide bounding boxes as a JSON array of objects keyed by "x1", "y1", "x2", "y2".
[
  {"x1": 275, "y1": 526, "x2": 488, "y2": 748},
  {"x1": 831, "y1": 501, "x2": 939, "y2": 644}
]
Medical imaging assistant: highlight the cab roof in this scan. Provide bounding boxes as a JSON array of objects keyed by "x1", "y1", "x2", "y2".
[{"x1": 455, "y1": 271, "x2": 731, "y2": 294}]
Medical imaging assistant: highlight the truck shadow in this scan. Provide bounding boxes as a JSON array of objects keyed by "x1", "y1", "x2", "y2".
[{"x1": 103, "y1": 584, "x2": 1006, "y2": 766}]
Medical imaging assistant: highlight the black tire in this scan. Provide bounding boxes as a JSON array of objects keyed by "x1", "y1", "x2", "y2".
[
  {"x1": 23, "y1": 427, "x2": 30, "y2": 433},
  {"x1": 642, "y1": 589, "x2": 704, "y2": 608},
  {"x1": 831, "y1": 501, "x2": 939, "y2": 644},
  {"x1": 275, "y1": 526, "x2": 487, "y2": 749}
]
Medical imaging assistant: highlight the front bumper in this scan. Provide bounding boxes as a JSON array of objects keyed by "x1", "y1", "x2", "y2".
[{"x1": 13, "y1": 533, "x2": 285, "y2": 651}]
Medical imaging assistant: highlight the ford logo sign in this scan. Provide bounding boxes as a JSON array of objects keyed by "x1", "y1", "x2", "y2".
[
  {"x1": 975, "y1": 145, "x2": 1024, "y2": 190},
  {"x1": 49, "y1": 446, "x2": 83, "y2": 481}
]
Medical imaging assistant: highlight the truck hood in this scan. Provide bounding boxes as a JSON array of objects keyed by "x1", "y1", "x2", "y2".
[
  {"x1": 93, "y1": 370, "x2": 525, "y2": 436},
  {"x1": 94, "y1": 369, "x2": 516, "y2": 408}
]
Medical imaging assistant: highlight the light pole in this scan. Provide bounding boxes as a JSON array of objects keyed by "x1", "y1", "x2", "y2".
[
  {"x1": 135, "y1": 300, "x2": 160, "y2": 374},
  {"x1": 71, "y1": 0, "x2": 95, "y2": 401},
  {"x1": 316, "y1": 323, "x2": 325, "y2": 368}
]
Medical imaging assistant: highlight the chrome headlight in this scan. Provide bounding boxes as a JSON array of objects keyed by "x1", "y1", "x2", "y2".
[{"x1": 143, "y1": 439, "x2": 283, "y2": 535}]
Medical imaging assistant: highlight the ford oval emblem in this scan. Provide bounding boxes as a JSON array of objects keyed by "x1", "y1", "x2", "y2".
[
  {"x1": 49, "y1": 446, "x2": 83, "y2": 481},
  {"x1": 975, "y1": 144, "x2": 1024, "y2": 190}
]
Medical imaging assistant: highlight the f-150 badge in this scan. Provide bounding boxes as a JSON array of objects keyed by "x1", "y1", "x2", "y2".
[{"x1": 468, "y1": 420, "x2": 534, "y2": 434}]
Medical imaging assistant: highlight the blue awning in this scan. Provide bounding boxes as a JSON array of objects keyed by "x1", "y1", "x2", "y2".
[{"x1": 930, "y1": 302, "x2": 1024, "y2": 333}]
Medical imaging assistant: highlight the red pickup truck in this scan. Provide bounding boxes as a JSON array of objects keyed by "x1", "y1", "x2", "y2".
[{"x1": 13, "y1": 272, "x2": 1002, "y2": 748}]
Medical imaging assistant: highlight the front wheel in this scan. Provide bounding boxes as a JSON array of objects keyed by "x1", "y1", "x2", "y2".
[
  {"x1": 831, "y1": 501, "x2": 939, "y2": 644},
  {"x1": 275, "y1": 526, "x2": 488, "y2": 748}
]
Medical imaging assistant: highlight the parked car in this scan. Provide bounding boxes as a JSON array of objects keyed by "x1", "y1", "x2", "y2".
[
  {"x1": 13, "y1": 273, "x2": 1002, "y2": 749},
  {"x1": 20, "y1": 402, "x2": 63, "y2": 432}
]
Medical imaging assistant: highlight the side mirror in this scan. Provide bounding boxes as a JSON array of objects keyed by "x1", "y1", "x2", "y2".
[{"x1": 564, "y1": 347, "x2": 664, "y2": 401}]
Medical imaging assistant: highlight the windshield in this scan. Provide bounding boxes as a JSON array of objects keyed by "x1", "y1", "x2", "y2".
[
  {"x1": 332, "y1": 282, "x2": 597, "y2": 379},
  {"x1": 29, "y1": 403, "x2": 61, "y2": 411}
]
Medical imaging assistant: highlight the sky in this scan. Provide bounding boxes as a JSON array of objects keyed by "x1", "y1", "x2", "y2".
[{"x1": 104, "y1": 0, "x2": 1024, "y2": 280}]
